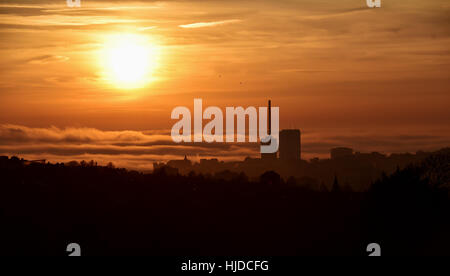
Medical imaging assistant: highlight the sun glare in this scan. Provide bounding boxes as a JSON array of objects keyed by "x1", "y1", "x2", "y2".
[{"x1": 100, "y1": 34, "x2": 158, "y2": 89}]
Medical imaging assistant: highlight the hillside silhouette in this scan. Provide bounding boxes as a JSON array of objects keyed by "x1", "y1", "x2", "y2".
[{"x1": 0, "y1": 149, "x2": 448, "y2": 256}]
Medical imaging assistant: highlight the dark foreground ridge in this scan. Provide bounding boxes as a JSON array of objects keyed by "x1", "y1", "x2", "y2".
[{"x1": 0, "y1": 149, "x2": 449, "y2": 256}]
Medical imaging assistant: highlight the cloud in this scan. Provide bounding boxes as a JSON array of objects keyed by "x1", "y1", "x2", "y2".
[
  {"x1": 179, "y1": 19, "x2": 241, "y2": 29},
  {"x1": 0, "y1": 125, "x2": 258, "y2": 170},
  {"x1": 0, "y1": 124, "x2": 168, "y2": 145},
  {"x1": 26, "y1": 55, "x2": 69, "y2": 64},
  {"x1": 300, "y1": 129, "x2": 450, "y2": 157},
  {"x1": 0, "y1": 6, "x2": 46, "y2": 16},
  {"x1": 138, "y1": 26, "x2": 157, "y2": 31},
  {"x1": 0, "y1": 125, "x2": 448, "y2": 170}
]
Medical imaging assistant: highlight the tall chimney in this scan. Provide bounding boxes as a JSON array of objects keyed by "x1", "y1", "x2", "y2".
[{"x1": 268, "y1": 100, "x2": 272, "y2": 135}]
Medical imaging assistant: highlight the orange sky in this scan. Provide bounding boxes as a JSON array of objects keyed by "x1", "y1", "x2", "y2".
[{"x1": 0, "y1": 0, "x2": 449, "y2": 169}]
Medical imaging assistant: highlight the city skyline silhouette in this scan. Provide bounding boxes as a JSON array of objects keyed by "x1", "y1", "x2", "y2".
[{"x1": 0, "y1": 0, "x2": 449, "y2": 257}]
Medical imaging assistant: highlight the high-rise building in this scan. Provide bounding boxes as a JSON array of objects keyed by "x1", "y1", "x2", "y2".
[{"x1": 279, "y1": 129, "x2": 301, "y2": 160}]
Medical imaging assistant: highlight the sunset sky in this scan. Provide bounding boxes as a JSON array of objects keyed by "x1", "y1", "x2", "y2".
[{"x1": 0, "y1": 0, "x2": 449, "y2": 170}]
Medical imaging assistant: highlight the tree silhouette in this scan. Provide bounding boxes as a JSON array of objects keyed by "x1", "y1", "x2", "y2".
[{"x1": 0, "y1": 150, "x2": 448, "y2": 256}]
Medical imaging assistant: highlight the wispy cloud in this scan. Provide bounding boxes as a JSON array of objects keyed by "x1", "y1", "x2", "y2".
[
  {"x1": 138, "y1": 26, "x2": 157, "y2": 31},
  {"x1": 179, "y1": 19, "x2": 241, "y2": 29},
  {"x1": 27, "y1": 55, "x2": 69, "y2": 64}
]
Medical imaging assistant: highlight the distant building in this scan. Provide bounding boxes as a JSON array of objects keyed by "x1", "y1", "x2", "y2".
[
  {"x1": 355, "y1": 152, "x2": 386, "y2": 159},
  {"x1": 279, "y1": 129, "x2": 301, "y2": 161},
  {"x1": 200, "y1": 158, "x2": 219, "y2": 166},
  {"x1": 310, "y1": 157, "x2": 320, "y2": 164},
  {"x1": 198, "y1": 158, "x2": 221, "y2": 172},
  {"x1": 167, "y1": 155, "x2": 192, "y2": 170},
  {"x1": 330, "y1": 147, "x2": 354, "y2": 160},
  {"x1": 23, "y1": 159, "x2": 46, "y2": 166},
  {"x1": 153, "y1": 163, "x2": 179, "y2": 176}
]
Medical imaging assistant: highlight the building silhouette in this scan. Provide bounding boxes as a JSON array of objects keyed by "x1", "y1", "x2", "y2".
[
  {"x1": 157, "y1": 155, "x2": 192, "y2": 174},
  {"x1": 279, "y1": 129, "x2": 301, "y2": 161},
  {"x1": 330, "y1": 147, "x2": 354, "y2": 160}
]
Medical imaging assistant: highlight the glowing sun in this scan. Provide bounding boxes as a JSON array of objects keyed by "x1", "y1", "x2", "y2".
[{"x1": 100, "y1": 34, "x2": 158, "y2": 89}]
